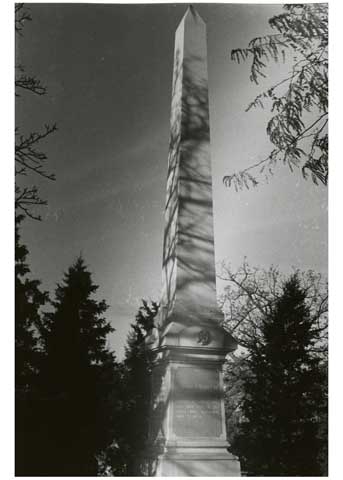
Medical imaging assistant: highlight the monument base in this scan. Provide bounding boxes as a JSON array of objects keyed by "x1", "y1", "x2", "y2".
[
  {"x1": 156, "y1": 447, "x2": 241, "y2": 477},
  {"x1": 147, "y1": 342, "x2": 241, "y2": 477}
]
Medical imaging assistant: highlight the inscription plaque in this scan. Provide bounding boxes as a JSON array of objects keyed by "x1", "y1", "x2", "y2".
[{"x1": 172, "y1": 366, "x2": 222, "y2": 438}]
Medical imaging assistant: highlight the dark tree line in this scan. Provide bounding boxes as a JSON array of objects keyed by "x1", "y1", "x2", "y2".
[
  {"x1": 16, "y1": 196, "x2": 157, "y2": 473},
  {"x1": 98, "y1": 301, "x2": 158, "y2": 476},
  {"x1": 15, "y1": 246, "x2": 157, "y2": 475},
  {"x1": 14, "y1": 4, "x2": 157, "y2": 475},
  {"x1": 15, "y1": 217, "x2": 48, "y2": 392},
  {"x1": 16, "y1": 251, "x2": 328, "y2": 476},
  {"x1": 15, "y1": 253, "x2": 116, "y2": 475},
  {"x1": 221, "y1": 262, "x2": 328, "y2": 476}
]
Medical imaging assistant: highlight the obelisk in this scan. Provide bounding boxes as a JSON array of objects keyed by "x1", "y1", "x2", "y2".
[{"x1": 146, "y1": 6, "x2": 241, "y2": 476}]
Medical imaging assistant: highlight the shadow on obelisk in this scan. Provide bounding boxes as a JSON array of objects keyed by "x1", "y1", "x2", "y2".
[
  {"x1": 144, "y1": 51, "x2": 239, "y2": 476},
  {"x1": 144, "y1": 6, "x2": 240, "y2": 476},
  {"x1": 161, "y1": 50, "x2": 223, "y2": 331}
]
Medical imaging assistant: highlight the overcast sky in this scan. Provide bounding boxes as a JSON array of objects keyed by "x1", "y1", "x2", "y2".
[{"x1": 16, "y1": 3, "x2": 327, "y2": 359}]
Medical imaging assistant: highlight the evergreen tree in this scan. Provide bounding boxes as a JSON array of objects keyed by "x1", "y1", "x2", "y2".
[
  {"x1": 230, "y1": 274, "x2": 326, "y2": 476},
  {"x1": 15, "y1": 215, "x2": 48, "y2": 389},
  {"x1": 15, "y1": 215, "x2": 50, "y2": 475},
  {"x1": 38, "y1": 256, "x2": 117, "y2": 476},
  {"x1": 109, "y1": 300, "x2": 158, "y2": 475}
]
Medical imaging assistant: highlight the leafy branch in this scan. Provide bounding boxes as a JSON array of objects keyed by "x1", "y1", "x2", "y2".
[{"x1": 224, "y1": 4, "x2": 328, "y2": 190}]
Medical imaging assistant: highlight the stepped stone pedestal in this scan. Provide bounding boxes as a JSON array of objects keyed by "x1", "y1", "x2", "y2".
[{"x1": 146, "y1": 6, "x2": 241, "y2": 477}]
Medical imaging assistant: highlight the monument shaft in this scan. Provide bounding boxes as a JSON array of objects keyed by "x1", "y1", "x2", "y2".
[
  {"x1": 161, "y1": 6, "x2": 219, "y2": 329},
  {"x1": 147, "y1": 7, "x2": 241, "y2": 476}
]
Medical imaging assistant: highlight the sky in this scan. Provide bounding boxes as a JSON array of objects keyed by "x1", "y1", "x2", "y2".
[{"x1": 16, "y1": 3, "x2": 328, "y2": 359}]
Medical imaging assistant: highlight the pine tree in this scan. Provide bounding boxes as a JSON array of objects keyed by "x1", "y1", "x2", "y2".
[
  {"x1": 231, "y1": 274, "x2": 326, "y2": 476},
  {"x1": 111, "y1": 300, "x2": 158, "y2": 475},
  {"x1": 15, "y1": 215, "x2": 50, "y2": 475},
  {"x1": 38, "y1": 256, "x2": 117, "y2": 476},
  {"x1": 15, "y1": 215, "x2": 48, "y2": 389}
]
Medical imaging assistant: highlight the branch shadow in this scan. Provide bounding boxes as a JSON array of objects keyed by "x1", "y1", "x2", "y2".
[{"x1": 160, "y1": 48, "x2": 220, "y2": 328}]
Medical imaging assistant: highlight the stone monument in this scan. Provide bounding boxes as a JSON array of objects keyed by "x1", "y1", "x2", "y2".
[{"x1": 146, "y1": 6, "x2": 241, "y2": 477}]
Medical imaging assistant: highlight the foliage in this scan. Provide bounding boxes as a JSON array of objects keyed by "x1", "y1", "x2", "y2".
[
  {"x1": 15, "y1": 5, "x2": 60, "y2": 474},
  {"x1": 223, "y1": 4, "x2": 328, "y2": 190},
  {"x1": 25, "y1": 257, "x2": 117, "y2": 476},
  {"x1": 15, "y1": 215, "x2": 49, "y2": 389},
  {"x1": 15, "y1": 3, "x2": 56, "y2": 220},
  {"x1": 220, "y1": 260, "x2": 328, "y2": 355},
  {"x1": 103, "y1": 300, "x2": 159, "y2": 476},
  {"x1": 221, "y1": 263, "x2": 328, "y2": 475},
  {"x1": 15, "y1": 214, "x2": 50, "y2": 475}
]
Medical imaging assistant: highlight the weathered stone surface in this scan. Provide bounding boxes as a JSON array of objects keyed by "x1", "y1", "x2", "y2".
[
  {"x1": 157, "y1": 450, "x2": 242, "y2": 477},
  {"x1": 159, "y1": 6, "x2": 226, "y2": 332},
  {"x1": 148, "y1": 358, "x2": 241, "y2": 476},
  {"x1": 147, "y1": 6, "x2": 241, "y2": 477},
  {"x1": 172, "y1": 366, "x2": 222, "y2": 439}
]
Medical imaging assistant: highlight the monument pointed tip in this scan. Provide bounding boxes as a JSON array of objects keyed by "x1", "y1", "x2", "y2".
[{"x1": 183, "y1": 4, "x2": 206, "y2": 24}]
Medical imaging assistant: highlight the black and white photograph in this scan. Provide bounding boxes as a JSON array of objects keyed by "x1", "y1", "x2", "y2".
[{"x1": 14, "y1": 1, "x2": 328, "y2": 476}]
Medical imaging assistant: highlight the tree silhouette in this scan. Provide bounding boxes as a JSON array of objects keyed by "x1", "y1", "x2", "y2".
[
  {"x1": 104, "y1": 300, "x2": 158, "y2": 476},
  {"x1": 15, "y1": 3, "x2": 56, "y2": 220},
  {"x1": 224, "y1": 4, "x2": 328, "y2": 190},
  {"x1": 222, "y1": 267, "x2": 328, "y2": 475},
  {"x1": 15, "y1": 214, "x2": 50, "y2": 475},
  {"x1": 15, "y1": 215, "x2": 48, "y2": 390},
  {"x1": 15, "y1": 5, "x2": 59, "y2": 473},
  {"x1": 36, "y1": 256, "x2": 117, "y2": 476}
]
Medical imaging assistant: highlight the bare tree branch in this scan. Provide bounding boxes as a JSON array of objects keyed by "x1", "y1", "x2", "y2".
[{"x1": 15, "y1": 4, "x2": 57, "y2": 220}]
